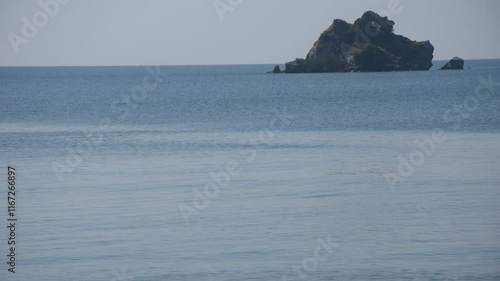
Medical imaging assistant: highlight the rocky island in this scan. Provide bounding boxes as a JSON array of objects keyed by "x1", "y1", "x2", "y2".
[
  {"x1": 440, "y1": 57, "x2": 465, "y2": 70},
  {"x1": 275, "y1": 11, "x2": 435, "y2": 73}
]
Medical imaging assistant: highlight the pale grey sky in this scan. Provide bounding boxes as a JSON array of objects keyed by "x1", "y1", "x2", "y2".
[{"x1": 1, "y1": 0, "x2": 499, "y2": 66}]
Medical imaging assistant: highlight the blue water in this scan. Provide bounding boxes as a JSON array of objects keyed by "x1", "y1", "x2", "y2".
[{"x1": 0, "y1": 60, "x2": 500, "y2": 280}]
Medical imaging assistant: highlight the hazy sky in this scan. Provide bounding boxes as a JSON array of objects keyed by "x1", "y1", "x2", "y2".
[{"x1": 1, "y1": 0, "x2": 499, "y2": 66}]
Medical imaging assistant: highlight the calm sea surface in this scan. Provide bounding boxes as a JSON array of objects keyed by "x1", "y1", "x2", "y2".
[{"x1": 0, "y1": 60, "x2": 500, "y2": 280}]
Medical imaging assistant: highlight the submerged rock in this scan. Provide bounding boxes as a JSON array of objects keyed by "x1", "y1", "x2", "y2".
[
  {"x1": 440, "y1": 57, "x2": 464, "y2": 70},
  {"x1": 277, "y1": 11, "x2": 435, "y2": 73}
]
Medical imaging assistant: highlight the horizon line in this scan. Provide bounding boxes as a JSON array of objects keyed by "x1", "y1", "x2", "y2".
[{"x1": 1, "y1": 58, "x2": 500, "y2": 68}]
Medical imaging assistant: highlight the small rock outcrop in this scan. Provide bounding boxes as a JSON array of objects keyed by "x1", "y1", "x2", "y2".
[
  {"x1": 276, "y1": 11, "x2": 435, "y2": 73},
  {"x1": 267, "y1": 65, "x2": 282, "y2": 74},
  {"x1": 440, "y1": 57, "x2": 464, "y2": 70}
]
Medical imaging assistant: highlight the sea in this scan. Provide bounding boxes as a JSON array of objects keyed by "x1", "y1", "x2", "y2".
[{"x1": 0, "y1": 60, "x2": 499, "y2": 281}]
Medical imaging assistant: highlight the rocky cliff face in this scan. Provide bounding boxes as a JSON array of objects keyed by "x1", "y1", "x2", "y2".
[{"x1": 282, "y1": 11, "x2": 434, "y2": 73}]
